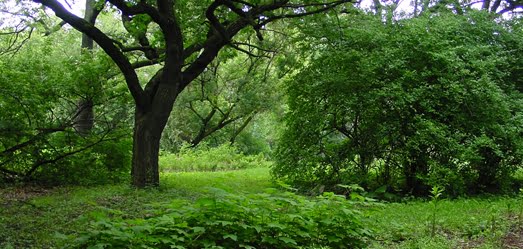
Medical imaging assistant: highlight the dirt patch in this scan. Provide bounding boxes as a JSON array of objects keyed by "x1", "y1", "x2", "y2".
[
  {"x1": 0, "y1": 186, "x2": 56, "y2": 206},
  {"x1": 503, "y1": 225, "x2": 523, "y2": 249}
]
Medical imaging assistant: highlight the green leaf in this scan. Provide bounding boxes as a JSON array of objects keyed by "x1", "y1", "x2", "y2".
[
  {"x1": 267, "y1": 222, "x2": 286, "y2": 230},
  {"x1": 195, "y1": 198, "x2": 215, "y2": 207},
  {"x1": 279, "y1": 237, "x2": 297, "y2": 245},
  {"x1": 192, "y1": 226, "x2": 206, "y2": 233},
  {"x1": 223, "y1": 234, "x2": 238, "y2": 241}
]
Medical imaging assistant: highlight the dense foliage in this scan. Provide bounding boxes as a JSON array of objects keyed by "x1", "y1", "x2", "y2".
[
  {"x1": 0, "y1": 33, "x2": 132, "y2": 185},
  {"x1": 274, "y1": 11, "x2": 523, "y2": 196},
  {"x1": 161, "y1": 51, "x2": 280, "y2": 154},
  {"x1": 159, "y1": 144, "x2": 272, "y2": 172},
  {"x1": 71, "y1": 188, "x2": 371, "y2": 249}
]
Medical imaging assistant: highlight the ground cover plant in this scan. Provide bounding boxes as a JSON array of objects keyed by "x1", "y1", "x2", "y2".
[
  {"x1": 72, "y1": 189, "x2": 370, "y2": 248},
  {"x1": 2, "y1": 164, "x2": 523, "y2": 248},
  {"x1": 0, "y1": 167, "x2": 274, "y2": 248},
  {"x1": 368, "y1": 195, "x2": 523, "y2": 248}
]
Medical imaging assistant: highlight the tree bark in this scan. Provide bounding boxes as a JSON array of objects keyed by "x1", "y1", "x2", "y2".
[
  {"x1": 73, "y1": 0, "x2": 100, "y2": 135},
  {"x1": 131, "y1": 111, "x2": 164, "y2": 187},
  {"x1": 132, "y1": 72, "x2": 180, "y2": 187},
  {"x1": 74, "y1": 99, "x2": 94, "y2": 134}
]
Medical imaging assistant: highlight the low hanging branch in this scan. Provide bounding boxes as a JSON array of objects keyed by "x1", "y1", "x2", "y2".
[
  {"x1": 0, "y1": 127, "x2": 66, "y2": 157},
  {"x1": 22, "y1": 132, "x2": 123, "y2": 179}
]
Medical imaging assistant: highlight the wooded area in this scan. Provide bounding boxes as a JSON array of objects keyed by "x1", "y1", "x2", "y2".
[{"x1": 2, "y1": 0, "x2": 523, "y2": 247}]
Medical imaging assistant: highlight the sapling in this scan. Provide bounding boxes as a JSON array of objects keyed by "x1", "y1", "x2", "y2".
[{"x1": 430, "y1": 186, "x2": 445, "y2": 238}]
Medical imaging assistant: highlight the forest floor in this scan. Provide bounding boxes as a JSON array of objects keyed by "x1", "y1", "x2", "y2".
[{"x1": 1, "y1": 167, "x2": 523, "y2": 248}]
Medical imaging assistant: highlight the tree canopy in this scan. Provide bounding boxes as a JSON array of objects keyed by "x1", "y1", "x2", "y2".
[{"x1": 2, "y1": 0, "x2": 523, "y2": 195}]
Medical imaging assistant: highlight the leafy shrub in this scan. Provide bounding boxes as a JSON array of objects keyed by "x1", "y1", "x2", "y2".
[
  {"x1": 159, "y1": 144, "x2": 271, "y2": 172},
  {"x1": 33, "y1": 136, "x2": 132, "y2": 186},
  {"x1": 0, "y1": 31, "x2": 133, "y2": 186},
  {"x1": 274, "y1": 11, "x2": 523, "y2": 196},
  {"x1": 70, "y1": 189, "x2": 372, "y2": 248}
]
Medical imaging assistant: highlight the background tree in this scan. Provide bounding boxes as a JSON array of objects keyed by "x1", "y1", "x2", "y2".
[
  {"x1": 0, "y1": 30, "x2": 132, "y2": 185},
  {"x1": 161, "y1": 48, "x2": 281, "y2": 153},
  {"x1": 73, "y1": 0, "x2": 103, "y2": 135},
  {"x1": 357, "y1": 0, "x2": 523, "y2": 19}
]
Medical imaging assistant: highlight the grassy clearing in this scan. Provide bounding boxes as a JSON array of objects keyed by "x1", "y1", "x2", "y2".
[
  {"x1": 0, "y1": 167, "x2": 273, "y2": 248},
  {"x1": 1, "y1": 165, "x2": 523, "y2": 248}
]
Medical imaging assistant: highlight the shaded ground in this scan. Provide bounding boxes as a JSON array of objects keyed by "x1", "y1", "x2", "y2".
[
  {"x1": 1, "y1": 186, "x2": 56, "y2": 203},
  {"x1": 0, "y1": 168, "x2": 274, "y2": 248},
  {"x1": 503, "y1": 226, "x2": 523, "y2": 249},
  {"x1": 461, "y1": 224, "x2": 523, "y2": 248}
]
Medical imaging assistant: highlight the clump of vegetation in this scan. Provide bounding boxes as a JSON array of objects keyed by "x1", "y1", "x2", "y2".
[
  {"x1": 0, "y1": 33, "x2": 132, "y2": 186},
  {"x1": 429, "y1": 186, "x2": 445, "y2": 237},
  {"x1": 274, "y1": 11, "x2": 523, "y2": 196},
  {"x1": 70, "y1": 188, "x2": 371, "y2": 249},
  {"x1": 368, "y1": 196, "x2": 522, "y2": 248},
  {"x1": 160, "y1": 144, "x2": 271, "y2": 172}
]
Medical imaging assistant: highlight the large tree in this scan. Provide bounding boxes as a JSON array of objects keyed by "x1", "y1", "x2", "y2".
[{"x1": 29, "y1": 0, "x2": 350, "y2": 187}]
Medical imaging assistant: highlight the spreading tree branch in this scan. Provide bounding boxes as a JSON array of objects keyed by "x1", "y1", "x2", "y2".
[{"x1": 34, "y1": 0, "x2": 148, "y2": 109}]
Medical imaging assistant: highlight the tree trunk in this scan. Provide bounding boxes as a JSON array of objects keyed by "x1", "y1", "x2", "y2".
[
  {"x1": 131, "y1": 111, "x2": 164, "y2": 187},
  {"x1": 74, "y1": 99, "x2": 94, "y2": 135},
  {"x1": 131, "y1": 74, "x2": 180, "y2": 187},
  {"x1": 73, "y1": 0, "x2": 100, "y2": 135}
]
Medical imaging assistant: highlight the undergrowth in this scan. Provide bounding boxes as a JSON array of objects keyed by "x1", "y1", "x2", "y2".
[
  {"x1": 160, "y1": 144, "x2": 271, "y2": 172},
  {"x1": 0, "y1": 168, "x2": 273, "y2": 248},
  {"x1": 3, "y1": 167, "x2": 523, "y2": 248},
  {"x1": 368, "y1": 196, "x2": 523, "y2": 248},
  {"x1": 68, "y1": 188, "x2": 372, "y2": 249}
]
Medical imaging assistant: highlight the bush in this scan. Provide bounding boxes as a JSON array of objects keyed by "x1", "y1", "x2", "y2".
[
  {"x1": 0, "y1": 32, "x2": 133, "y2": 186},
  {"x1": 33, "y1": 136, "x2": 132, "y2": 186},
  {"x1": 160, "y1": 144, "x2": 271, "y2": 172},
  {"x1": 274, "y1": 11, "x2": 523, "y2": 196},
  {"x1": 70, "y1": 188, "x2": 372, "y2": 248}
]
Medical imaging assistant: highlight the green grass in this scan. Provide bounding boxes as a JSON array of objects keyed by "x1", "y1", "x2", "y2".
[
  {"x1": 368, "y1": 197, "x2": 523, "y2": 248},
  {"x1": 1, "y1": 165, "x2": 523, "y2": 248},
  {"x1": 159, "y1": 145, "x2": 272, "y2": 172},
  {"x1": 0, "y1": 167, "x2": 273, "y2": 248},
  {"x1": 161, "y1": 167, "x2": 274, "y2": 195}
]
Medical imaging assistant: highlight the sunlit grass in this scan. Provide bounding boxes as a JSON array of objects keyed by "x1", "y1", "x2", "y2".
[
  {"x1": 161, "y1": 167, "x2": 273, "y2": 195},
  {"x1": 0, "y1": 167, "x2": 273, "y2": 248}
]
